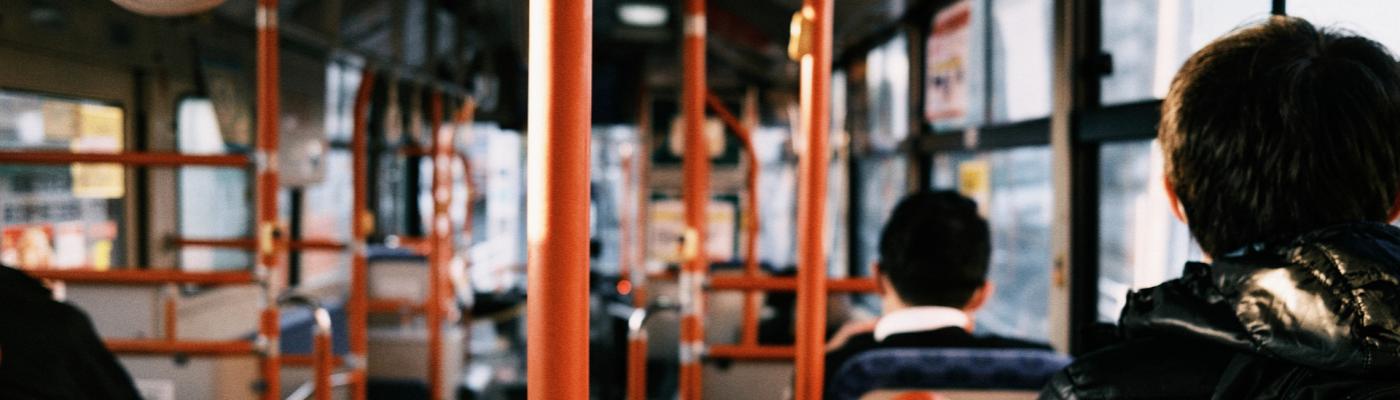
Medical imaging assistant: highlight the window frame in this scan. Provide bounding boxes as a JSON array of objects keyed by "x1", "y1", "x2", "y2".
[{"x1": 0, "y1": 47, "x2": 140, "y2": 268}]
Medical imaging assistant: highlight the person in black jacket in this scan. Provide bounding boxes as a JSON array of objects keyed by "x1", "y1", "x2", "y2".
[
  {"x1": 0, "y1": 265, "x2": 141, "y2": 399},
  {"x1": 825, "y1": 191, "x2": 1050, "y2": 395},
  {"x1": 1042, "y1": 17, "x2": 1400, "y2": 399}
]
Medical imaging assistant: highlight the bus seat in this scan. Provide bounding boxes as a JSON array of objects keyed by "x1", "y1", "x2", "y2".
[
  {"x1": 827, "y1": 348, "x2": 1070, "y2": 400},
  {"x1": 277, "y1": 298, "x2": 350, "y2": 356}
]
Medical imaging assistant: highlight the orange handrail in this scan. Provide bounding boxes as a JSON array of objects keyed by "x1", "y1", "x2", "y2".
[
  {"x1": 0, "y1": 151, "x2": 248, "y2": 166},
  {"x1": 254, "y1": 0, "x2": 284, "y2": 398},
  {"x1": 708, "y1": 276, "x2": 879, "y2": 293},
  {"x1": 168, "y1": 237, "x2": 348, "y2": 251},
  {"x1": 794, "y1": 0, "x2": 835, "y2": 398},
  {"x1": 105, "y1": 339, "x2": 256, "y2": 355},
  {"x1": 626, "y1": 83, "x2": 653, "y2": 400},
  {"x1": 25, "y1": 269, "x2": 257, "y2": 285},
  {"x1": 704, "y1": 92, "x2": 763, "y2": 348},
  {"x1": 348, "y1": 67, "x2": 375, "y2": 400},
  {"x1": 525, "y1": 0, "x2": 593, "y2": 398},
  {"x1": 706, "y1": 345, "x2": 796, "y2": 360},
  {"x1": 679, "y1": 0, "x2": 709, "y2": 398},
  {"x1": 425, "y1": 92, "x2": 450, "y2": 400}
]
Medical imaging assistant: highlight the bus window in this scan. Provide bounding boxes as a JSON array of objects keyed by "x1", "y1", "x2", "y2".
[
  {"x1": 989, "y1": 0, "x2": 1054, "y2": 123},
  {"x1": 1100, "y1": 0, "x2": 1266, "y2": 105},
  {"x1": 300, "y1": 150, "x2": 352, "y2": 284},
  {"x1": 176, "y1": 97, "x2": 251, "y2": 272},
  {"x1": 931, "y1": 146, "x2": 1052, "y2": 341},
  {"x1": 1289, "y1": 0, "x2": 1400, "y2": 51},
  {"x1": 1097, "y1": 140, "x2": 1201, "y2": 322},
  {"x1": 1, "y1": 90, "x2": 127, "y2": 270}
]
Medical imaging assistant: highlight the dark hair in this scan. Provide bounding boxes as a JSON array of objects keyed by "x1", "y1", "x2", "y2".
[
  {"x1": 1160, "y1": 17, "x2": 1400, "y2": 257},
  {"x1": 877, "y1": 191, "x2": 990, "y2": 307}
]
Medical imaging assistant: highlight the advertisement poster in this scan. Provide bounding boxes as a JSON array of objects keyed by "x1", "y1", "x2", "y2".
[
  {"x1": 648, "y1": 197, "x2": 737, "y2": 265},
  {"x1": 71, "y1": 104, "x2": 125, "y2": 199},
  {"x1": 925, "y1": 0, "x2": 973, "y2": 123},
  {"x1": 0, "y1": 222, "x2": 115, "y2": 270}
]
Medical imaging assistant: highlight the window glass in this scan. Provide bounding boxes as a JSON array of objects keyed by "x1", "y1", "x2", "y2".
[
  {"x1": 1097, "y1": 140, "x2": 1201, "y2": 321},
  {"x1": 324, "y1": 63, "x2": 363, "y2": 143},
  {"x1": 177, "y1": 98, "x2": 251, "y2": 272},
  {"x1": 931, "y1": 146, "x2": 1052, "y2": 341},
  {"x1": 300, "y1": 150, "x2": 352, "y2": 284},
  {"x1": 1101, "y1": 0, "x2": 1267, "y2": 104},
  {"x1": 863, "y1": 35, "x2": 911, "y2": 150},
  {"x1": 466, "y1": 124, "x2": 526, "y2": 292},
  {"x1": 988, "y1": 0, "x2": 1054, "y2": 123},
  {"x1": 0, "y1": 91, "x2": 127, "y2": 270},
  {"x1": 855, "y1": 156, "x2": 907, "y2": 277},
  {"x1": 1289, "y1": 0, "x2": 1400, "y2": 51},
  {"x1": 755, "y1": 126, "x2": 798, "y2": 270}
]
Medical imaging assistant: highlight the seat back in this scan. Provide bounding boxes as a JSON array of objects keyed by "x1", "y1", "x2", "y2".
[
  {"x1": 859, "y1": 389, "x2": 1039, "y2": 400},
  {"x1": 827, "y1": 348, "x2": 1070, "y2": 400}
]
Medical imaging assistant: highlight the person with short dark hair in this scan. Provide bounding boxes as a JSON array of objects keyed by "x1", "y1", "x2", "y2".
[
  {"x1": 1042, "y1": 17, "x2": 1400, "y2": 399},
  {"x1": 824, "y1": 191, "x2": 1049, "y2": 394},
  {"x1": 0, "y1": 264, "x2": 141, "y2": 399}
]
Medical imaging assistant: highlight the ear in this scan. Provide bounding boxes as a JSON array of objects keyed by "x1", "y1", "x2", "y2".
[
  {"x1": 1164, "y1": 176, "x2": 1187, "y2": 223},
  {"x1": 963, "y1": 281, "x2": 993, "y2": 313},
  {"x1": 1389, "y1": 191, "x2": 1400, "y2": 223}
]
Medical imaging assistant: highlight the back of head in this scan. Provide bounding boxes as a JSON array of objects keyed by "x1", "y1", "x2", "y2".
[
  {"x1": 1161, "y1": 17, "x2": 1400, "y2": 257},
  {"x1": 878, "y1": 191, "x2": 990, "y2": 307}
]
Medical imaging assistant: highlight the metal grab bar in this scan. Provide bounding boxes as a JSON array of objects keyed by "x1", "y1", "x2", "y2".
[
  {"x1": 627, "y1": 301, "x2": 680, "y2": 400},
  {"x1": 277, "y1": 294, "x2": 334, "y2": 400}
]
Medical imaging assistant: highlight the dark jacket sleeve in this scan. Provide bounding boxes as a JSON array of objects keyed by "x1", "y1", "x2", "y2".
[{"x1": 62, "y1": 303, "x2": 142, "y2": 400}]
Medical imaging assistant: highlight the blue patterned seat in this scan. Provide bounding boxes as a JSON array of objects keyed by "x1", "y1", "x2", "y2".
[{"x1": 827, "y1": 348, "x2": 1071, "y2": 400}]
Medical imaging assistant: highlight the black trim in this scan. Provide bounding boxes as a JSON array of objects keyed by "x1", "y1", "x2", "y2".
[
  {"x1": 1077, "y1": 100, "x2": 1160, "y2": 142},
  {"x1": 1273, "y1": 0, "x2": 1287, "y2": 16},
  {"x1": 922, "y1": 118, "x2": 1052, "y2": 152}
]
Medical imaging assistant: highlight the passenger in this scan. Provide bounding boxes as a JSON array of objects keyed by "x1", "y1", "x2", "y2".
[
  {"x1": 0, "y1": 264, "x2": 140, "y2": 398},
  {"x1": 1042, "y1": 17, "x2": 1400, "y2": 399},
  {"x1": 825, "y1": 191, "x2": 1050, "y2": 391}
]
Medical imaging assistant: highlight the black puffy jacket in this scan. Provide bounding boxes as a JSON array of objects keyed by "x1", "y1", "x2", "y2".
[
  {"x1": 0, "y1": 265, "x2": 140, "y2": 399},
  {"x1": 1042, "y1": 223, "x2": 1400, "y2": 399}
]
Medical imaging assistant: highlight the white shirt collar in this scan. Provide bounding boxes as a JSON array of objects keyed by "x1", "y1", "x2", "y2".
[{"x1": 873, "y1": 306, "x2": 970, "y2": 342}]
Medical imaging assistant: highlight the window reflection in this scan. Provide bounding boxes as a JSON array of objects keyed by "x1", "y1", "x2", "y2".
[
  {"x1": 932, "y1": 146, "x2": 1052, "y2": 341},
  {"x1": 1097, "y1": 140, "x2": 1200, "y2": 322}
]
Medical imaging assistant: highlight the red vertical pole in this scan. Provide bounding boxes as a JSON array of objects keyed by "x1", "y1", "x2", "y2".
[
  {"x1": 794, "y1": 0, "x2": 834, "y2": 398},
  {"x1": 427, "y1": 92, "x2": 450, "y2": 400},
  {"x1": 348, "y1": 69, "x2": 375, "y2": 400},
  {"x1": 314, "y1": 319, "x2": 333, "y2": 400},
  {"x1": 680, "y1": 0, "x2": 709, "y2": 398},
  {"x1": 627, "y1": 83, "x2": 652, "y2": 400},
  {"x1": 703, "y1": 94, "x2": 762, "y2": 348},
  {"x1": 526, "y1": 0, "x2": 591, "y2": 398},
  {"x1": 254, "y1": 1, "x2": 282, "y2": 398}
]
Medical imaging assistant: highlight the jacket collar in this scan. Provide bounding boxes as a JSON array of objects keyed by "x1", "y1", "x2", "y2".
[{"x1": 1121, "y1": 222, "x2": 1400, "y2": 375}]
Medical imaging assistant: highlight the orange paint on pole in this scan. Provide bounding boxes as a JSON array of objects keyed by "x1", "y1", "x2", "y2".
[
  {"x1": 348, "y1": 68, "x2": 375, "y2": 400},
  {"x1": 526, "y1": 0, "x2": 592, "y2": 398},
  {"x1": 794, "y1": 0, "x2": 835, "y2": 398}
]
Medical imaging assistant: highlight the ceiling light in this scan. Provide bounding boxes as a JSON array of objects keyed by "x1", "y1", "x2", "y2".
[{"x1": 618, "y1": 3, "x2": 668, "y2": 27}]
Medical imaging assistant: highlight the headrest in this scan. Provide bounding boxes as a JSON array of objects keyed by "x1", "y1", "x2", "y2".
[{"x1": 827, "y1": 348, "x2": 1071, "y2": 400}]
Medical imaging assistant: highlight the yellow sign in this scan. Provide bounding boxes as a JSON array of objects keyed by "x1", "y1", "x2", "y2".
[
  {"x1": 957, "y1": 159, "x2": 989, "y2": 197},
  {"x1": 71, "y1": 104, "x2": 125, "y2": 199}
]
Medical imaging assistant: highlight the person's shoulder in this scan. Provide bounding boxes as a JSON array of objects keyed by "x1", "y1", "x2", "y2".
[{"x1": 1041, "y1": 336, "x2": 1235, "y2": 399}]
